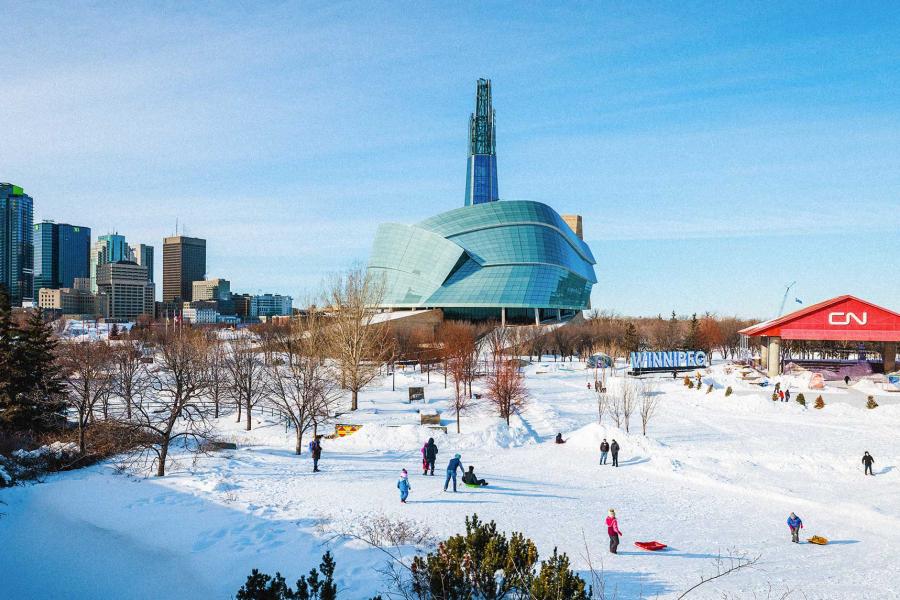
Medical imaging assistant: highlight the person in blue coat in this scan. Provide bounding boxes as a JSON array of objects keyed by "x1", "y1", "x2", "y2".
[
  {"x1": 787, "y1": 512, "x2": 803, "y2": 543},
  {"x1": 397, "y1": 469, "x2": 411, "y2": 503},
  {"x1": 444, "y1": 453, "x2": 464, "y2": 492}
]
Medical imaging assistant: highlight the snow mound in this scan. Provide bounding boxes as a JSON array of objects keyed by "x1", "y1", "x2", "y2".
[
  {"x1": 564, "y1": 422, "x2": 668, "y2": 457},
  {"x1": 328, "y1": 419, "x2": 533, "y2": 453}
]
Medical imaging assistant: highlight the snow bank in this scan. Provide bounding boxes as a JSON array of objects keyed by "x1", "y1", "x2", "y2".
[
  {"x1": 328, "y1": 419, "x2": 533, "y2": 454},
  {"x1": 0, "y1": 464, "x2": 11, "y2": 486},
  {"x1": 11, "y1": 442, "x2": 79, "y2": 461}
]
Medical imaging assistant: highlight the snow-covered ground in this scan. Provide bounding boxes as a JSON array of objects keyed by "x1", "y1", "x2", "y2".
[{"x1": 2, "y1": 361, "x2": 899, "y2": 599}]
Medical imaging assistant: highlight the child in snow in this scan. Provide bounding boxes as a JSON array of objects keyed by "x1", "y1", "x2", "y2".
[
  {"x1": 555, "y1": 433, "x2": 566, "y2": 444},
  {"x1": 862, "y1": 451, "x2": 875, "y2": 476},
  {"x1": 397, "y1": 469, "x2": 411, "y2": 503},
  {"x1": 606, "y1": 509, "x2": 622, "y2": 554},
  {"x1": 787, "y1": 512, "x2": 803, "y2": 543},
  {"x1": 422, "y1": 438, "x2": 438, "y2": 476}
]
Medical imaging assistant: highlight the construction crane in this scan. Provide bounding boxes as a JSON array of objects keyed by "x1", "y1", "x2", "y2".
[{"x1": 777, "y1": 281, "x2": 797, "y2": 317}]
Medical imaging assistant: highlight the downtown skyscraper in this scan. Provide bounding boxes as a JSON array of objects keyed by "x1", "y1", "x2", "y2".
[
  {"x1": 0, "y1": 183, "x2": 34, "y2": 305},
  {"x1": 34, "y1": 221, "x2": 91, "y2": 291},
  {"x1": 464, "y1": 78, "x2": 499, "y2": 206},
  {"x1": 162, "y1": 235, "x2": 206, "y2": 303}
]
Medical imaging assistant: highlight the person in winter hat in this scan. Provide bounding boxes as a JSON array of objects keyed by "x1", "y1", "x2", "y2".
[
  {"x1": 862, "y1": 451, "x2": 875, "y2": 476},
  {"x1": 444, "y1": 453, "x2": 464, "y2": 492},
  {"x1": 610, "y1": 439, "x2": 620, "y2": 467},
  {"x1": 787, "y1": 512, "x2": 803, "y2": 543},
  {"x1": 397, "y1": 469, "x2": 411, "y2": 503},
  {"x1": 600, "y1": 439, "x2": 610, "y2": 465},
  {"x1": 606, "y1": 509, "x2": 622, "y2": 554},
  {"x1": 422, "y1": 438, "x2": 438, "y2": 476}
]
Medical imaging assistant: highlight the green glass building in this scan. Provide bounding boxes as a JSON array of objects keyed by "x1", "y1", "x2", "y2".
[{"x1": 367, "y1": 200, "x2": 596, "y2": 324}]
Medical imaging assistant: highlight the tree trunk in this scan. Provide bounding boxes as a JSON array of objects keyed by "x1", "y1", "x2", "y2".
[
  {"x1": 78, "y1": 418, "x2": 86, "y2": 454},
  {"x1": 295, "y1": 429, "x2": 303, "y2": 455},
  {"x1": 235, "y1": 399, "x2": 242, "y2": 423},
  {"x1": 214, "y1": 395, "x2": 219, "y2": 419},
  {"x1": 351, "y1": 389, "x2": 358, "y2": 411},
  {"x1": 245, "y1": 396, "x2": 252, "y2": 430},
  {"x1": 157, "y1": 437, "x2": 169, "y2": 477},
  {"x1": 125, "y1": 393, "x2": 132, "y2": 420}
]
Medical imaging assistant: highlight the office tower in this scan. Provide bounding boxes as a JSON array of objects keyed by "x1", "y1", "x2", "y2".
[
  {"x1": 131, "y1": 243, "x2": 154, "y2": 283},
  {"x1": 0, "y1": 183, "x2": 34, "y2": 305},
  {"x1": 34, "y1": 221, "x2": 91, "y2": 290},
  {"x1": 250, "y1": 293, "x2": 293, "y2": 318},
  {"x1": 562, "y1": 214, "x2": 584, "y2": 240},
  {"x1": 231, "y1": 293, "x2": 252, "y2": 319},
  {"x1": 162, "y1": 235, "x2": 206, "y2": 303},
  {"x1": 192, "y1": 278, "x2": 230, "y2": 302},
  {"x1": 464, "y1": 78, "x2": 499, "y2": 206},
  {"x1": 96, "y1": 260, "x2": 154, "y2": 320},
  {"x1": 90, "y1": 233, "x2": 132, "y2": 292}
]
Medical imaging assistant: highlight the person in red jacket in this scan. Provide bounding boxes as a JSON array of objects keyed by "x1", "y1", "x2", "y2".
[{"x1": 606, "y1": 509, "x2": 622, "y2": 554}]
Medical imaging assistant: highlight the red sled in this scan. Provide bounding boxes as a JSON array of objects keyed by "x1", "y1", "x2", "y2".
[{"x1": 634, "y1": 541, "x2": 667, "y2": 551}]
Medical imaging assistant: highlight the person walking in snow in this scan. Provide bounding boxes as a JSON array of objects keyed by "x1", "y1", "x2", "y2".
[
  {"x1": 309, "y1": 436, "x2": 322, "y2": 473},
  {"x1": 444, "y1": 453, "x2": 464, "y2": 492},
  {"x1": 778, "y1": 389, "x2": 785, "y2": 402},
  {"x1": 862, "y1": 451, "x2": 875, "y2": 476},
  {"x1": 397, "y1": 469, "x2": 412, "y2": 503},
  {"x1": 600, "y1": 439, "x2": 610, "y2": 465},
  {"x1": 606, "y1": 509, "x2": 623, "y2": 554},
  {"x1": 787, "y1": 512, "x2": 803, "y2": 543},
  {"x1": 610, "y1": 439, "x2": 620, "y2": 467},
  {"x1": 422, "y1": 438, "x2": 438, "y2": 476},
  {"x1": 785, "y1": 389, "x2": 791, "y2": 403}
]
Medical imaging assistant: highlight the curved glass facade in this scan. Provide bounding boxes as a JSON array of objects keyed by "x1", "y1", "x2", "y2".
[{"x1": 368, "y1": 200, "x2": 596, "y2": 316}]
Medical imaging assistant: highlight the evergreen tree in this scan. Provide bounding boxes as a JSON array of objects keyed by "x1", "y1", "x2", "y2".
[
  {"x1": 623, "y1": 322, "x2": 640, "y2": 354},
  {"x1": 683, "y1": 313, "x2": 700, "y2": 348},
  {"x1": 0, "y1": 286, "x2": 26, "y2": 429},
  {"x1": 665, "y1": 311, "x2": 680, "y2": 347}
]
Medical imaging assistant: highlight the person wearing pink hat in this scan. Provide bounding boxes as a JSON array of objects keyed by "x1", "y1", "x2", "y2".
[{"x1": 397, "y1": 469, "x2": 412, "y2": 503}]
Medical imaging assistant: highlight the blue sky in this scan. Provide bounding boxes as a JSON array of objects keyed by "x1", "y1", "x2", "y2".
[{"x1": 2, "y1": 2, "x2": 899, "y2": 318}]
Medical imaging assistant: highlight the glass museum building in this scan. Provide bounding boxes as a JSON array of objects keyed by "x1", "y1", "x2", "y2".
[{"x1": 367, "y1": 200, "x2": 597, "y2": 324}]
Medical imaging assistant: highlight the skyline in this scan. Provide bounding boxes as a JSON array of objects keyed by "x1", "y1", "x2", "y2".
[{"x1": 3, "y1": 3, "x2": 900, "y2": 318}]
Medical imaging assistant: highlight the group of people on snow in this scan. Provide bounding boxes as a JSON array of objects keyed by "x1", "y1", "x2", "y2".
[
  {"x1": 599, "y1": 438, "x2": 620, "y2": 466},
  {"x1": 395, "y1": 440, "x2": 491, "y2": 502}
]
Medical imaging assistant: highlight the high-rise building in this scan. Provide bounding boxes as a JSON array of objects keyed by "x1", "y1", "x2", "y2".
[
  {"x1": 0, "y1": 183, "x2": 34, "y2": 305},
  {"x1": 96, "y1": 260, "x2": 154, "y2": 320},
  {"x1": 131, "y1": 243, "x2": 155, "y2": 283},
  {"x1": 162, "y1": 235, "x2": 206, "y2": 303},
  {"x1": 34, "y1": 221, "x2": 91, "y2": 290},
  {"x1": 464, "y1": 79, "x2": 499, "y2": 206},
  {"x1": 90, "y1": 233, "x2": 132, "y2": 292},
  {"x1": 192, "y1": 278, "x2": 230, "y2": 302},
  {"x1": 38, "y1": 287, "x2": 100, "y2": 316}
]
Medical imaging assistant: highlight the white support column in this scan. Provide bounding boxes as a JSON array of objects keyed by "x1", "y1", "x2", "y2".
[
  {"x1": 760, "y1": 336, "x2": 768, "y2": 370},
  {"x1": 767, "y1": 336, "x2": 781, "y2": 377},
  {"x1": 557, "y1": 308, "x2": 562, "y2": 321},
  {"x1": 534, "y1": 308, "x2": 540, "y2": 326},
  {"x1": 501, "y1": 307, "x2": 506, "y2": 328}
]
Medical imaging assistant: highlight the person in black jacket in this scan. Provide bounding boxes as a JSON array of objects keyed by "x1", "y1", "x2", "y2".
[
  {"x1": 862, "y1": 451, "x2": 875, "y2": 476},
  {"x1": 422, "y1": 438, "x2": 438, "y2": 476},
  {"x1": 610, "y1": 439, "x2": 620, "y2": 467},
  {"x1": 462, "y1": 465, "x2": 488, "y2": 486},
  {"x1": 600, "y1": 439, "x2": 610, "y2": 465},
  {"x1": 555, "y1": 433, "x2": 566, "y2": 444},
  {"x1": 309, "y1": 436, "x2": 322, "y2": 472}
]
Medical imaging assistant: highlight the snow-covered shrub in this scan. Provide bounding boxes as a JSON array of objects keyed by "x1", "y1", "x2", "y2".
[
  {"x1": 815, "y1": 396, "x2": 825, "y2": 409},
  {"x1": 867, "y1": 396, "x2": 878, "y2": 409},
  {"x1": 725, "y1": 386, "x2": 733, "y2": 397},
  {"x1": 795, "y1": 393, "x2": 806, "y2": 407},
  {"x1": 0, "y1": 462, "x2": 13, "y2": 488},
  {"x1": 683, "y1": 375, "x2": 691, "y2": 387}
]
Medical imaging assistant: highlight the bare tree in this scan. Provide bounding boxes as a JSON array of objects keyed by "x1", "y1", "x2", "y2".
[
  {"x1": 485, "y1": 358, "x2": 528, "y2": 426},
  {"x1": 267, "y1": 311, "x2": 340, "y2": 454},
  {"x1": 111, "y1": 340, "x2": 147, "y2": 420},
  {"x1": 596, "y1": 390, "x2": 610, "y2": 425},
  {"x1": 136, "y1": 330, "x2": 212, "y2": 477},
  {"x1": 324, "y1": 267, "x2": 390, "y2": 411},
  {"x1": 607, "y1": 388, "x2": 624, "y2": 429},
  {"x1": 438, "y1": 321, "x2": 477, "y2": 433},
  {"x1": 58, "y1": 341, "x2": 114, "y2": 454},
  {"x1": 226, "y1": 336, "x2": 268, "y2": 431},
  {"x1": 207, "y1": 335, "x2": 227, "y2": 419},
  {"x1": 621, "y1": 379, "x2": 638, "y2": 433},
  {"x1": 638, "y1": 381, "x2": 659, "y2": 436}
]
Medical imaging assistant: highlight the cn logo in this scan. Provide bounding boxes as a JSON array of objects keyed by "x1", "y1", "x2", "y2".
[{"x1": 828, "y1": 311, "x2": 867, "y2": 326}]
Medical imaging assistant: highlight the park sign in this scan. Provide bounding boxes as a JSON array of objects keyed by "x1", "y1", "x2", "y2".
[{"x1": 630, "y1": 350, "x2": 707, "y2": 371}]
